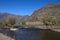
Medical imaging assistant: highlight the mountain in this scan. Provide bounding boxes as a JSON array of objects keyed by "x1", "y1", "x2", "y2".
[
  {"x1": 0, "y1": 4, "x2": 60, "y2": 23},
  {"x1": 0, "y1": 13, "x2": 30, "y2": 23},
  {"x1": 31, "y1": 4, "x2": 60, "y2": 21},
  {"x1": 0, "y1": 13, "x2": 11, "y2": 22}
]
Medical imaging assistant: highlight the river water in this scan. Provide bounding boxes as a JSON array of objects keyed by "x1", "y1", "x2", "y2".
[
  {"x1": 15, "y1": 28, "x2": 60, "y2": 40},
  {"x1": 0, "y1": 28, "x2": 60, "y2": 40}
]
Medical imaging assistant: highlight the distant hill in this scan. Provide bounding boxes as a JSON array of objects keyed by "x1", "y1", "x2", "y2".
[
  {"x1": 0, "y1": 13, "x2": 30, "y2": 23},
  {"x1": 0, "y1": 13, "x2": 11, "y2": 22}
]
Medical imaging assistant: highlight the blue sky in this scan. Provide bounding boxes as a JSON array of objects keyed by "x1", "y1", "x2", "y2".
[{"x1": 0, "y1": 0, "x2": 60, "y2": 16}]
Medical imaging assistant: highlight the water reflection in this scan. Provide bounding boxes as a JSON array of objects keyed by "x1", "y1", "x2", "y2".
[{"x1": 15, "y1": 28, "x2": 60, "y2": 40}]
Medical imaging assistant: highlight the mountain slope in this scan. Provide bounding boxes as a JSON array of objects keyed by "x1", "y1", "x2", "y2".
[{"x1": 31, "y1": 4, "x2": 60, "y2": 21}]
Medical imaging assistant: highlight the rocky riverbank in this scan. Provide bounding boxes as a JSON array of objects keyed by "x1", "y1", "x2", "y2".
[
  {"x1": 0, "y1": 29, "x2": 14, "y2": 40},
  {"x1": 0, "y1": 33, "x2": 14, "y2": 40}
]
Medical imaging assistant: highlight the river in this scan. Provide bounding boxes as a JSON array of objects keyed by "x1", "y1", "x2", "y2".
[
  {"x1": 15, "y1": 28, "x2": 60, "y2": 40},
  {"x1": 0, "y1": 28, "x2": 60, "y2": 40}
]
